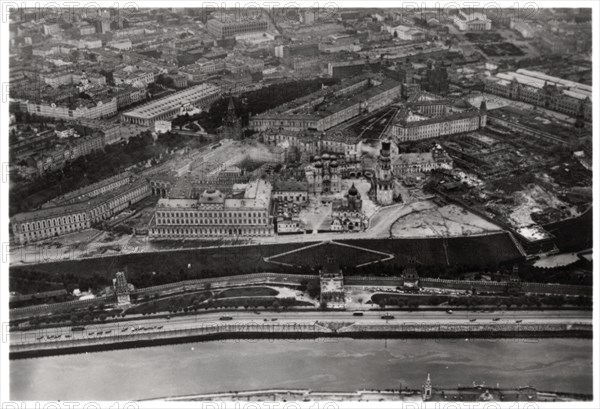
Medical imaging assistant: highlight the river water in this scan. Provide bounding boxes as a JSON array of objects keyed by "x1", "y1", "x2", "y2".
[{"x1": 10, "y1": 338, "x2": 592, "y2": 401}]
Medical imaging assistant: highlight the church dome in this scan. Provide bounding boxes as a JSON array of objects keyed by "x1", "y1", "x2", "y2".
[
  {"x1": 322, "y1": 153, "x2": 330, "y2": 160},
  {"x1": 200, "y1": 189, "x2": 223, "y2": 202},
  {"x1": 314, "y1": 155, "x2": 321, "y2": 162},
  {"x1": 330, "y1": 160, "x2": 338, "y2": 168},
  {"x1": 349, "y1": 183, "x2": 358, "y2": 196},
  {"x1": 314, "y1": 161, "x2": 323, "y2": 168}
]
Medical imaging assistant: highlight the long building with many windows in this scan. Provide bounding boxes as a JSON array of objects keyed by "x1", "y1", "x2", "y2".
[
  {"x1": 206, "y1": 19, "x2": 269, "y2": 38},
  {"x1": 390, "y1": 99, "x2": 487, "y2": 142},
  {"x1": 149, "y1": 179, "x2": 274, "y2": 239},
  {"x1": 43, "y1": 171, "x2": 134, "y2": 208},
  {"x1": 249, "y1": 76, "x2": 402, "y2": 133},
  {"x1": 483, "y1": 69, "x2": 592, "y2": 121},
  {"x1": 121, "y1": 84, "x2": 221, "y2": 126},
  {"x1": 20, "y1": 96, "x2": 117, "y2": 120},
  {"x1": 11, "y1": 178, "x2": 150, "y2": 245}
]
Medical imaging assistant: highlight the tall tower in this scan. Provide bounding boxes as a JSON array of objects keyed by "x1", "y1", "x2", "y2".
[
  {"x1": 376, "y1": 140, "x2": 394, "y2": 205},
  {"x1": 221, "y1": 94, "x2": 242, "y2": 140},
  {"x1": 479, "y1": 99, "x2": 487, "y2": 128},
  {"x1": 314, "y1": 159, "x2": 323, "y2": 193},
  {"x1": 347, "y1": 183, "x2": 360, "y2": 211},
  {"x1": 422, "y1": 373, "x2": 433, "y2": 401},
  {"x1": 330, "y1": 156, "x2": 341, "y2": 193},
  {"x1": 113, "y1": 271, "x2": 131, "y2": 306}
]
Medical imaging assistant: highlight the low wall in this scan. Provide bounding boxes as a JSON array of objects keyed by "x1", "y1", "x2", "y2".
[
  {"x1": 420, "y1": 278, "x2": 592, "y2": 296},
  {"x1": 345, "y1": 276, "x2": 403, "y2": 286}
]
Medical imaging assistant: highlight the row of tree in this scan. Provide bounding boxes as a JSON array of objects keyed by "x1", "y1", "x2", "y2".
[{"x1": 375, "y1": 294, "x2": 592, "y2": 309}]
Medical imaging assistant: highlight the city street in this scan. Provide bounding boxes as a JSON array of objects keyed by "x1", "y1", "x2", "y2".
[{"x1": 10, "y1": 309, "x2": 592, "y2": 347}]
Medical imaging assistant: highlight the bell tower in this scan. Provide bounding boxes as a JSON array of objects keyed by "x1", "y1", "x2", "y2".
[
  {"x1": 422, "y1": 373, "x2": 432, "y2": 401},
  {"x1": 479, "y1": 99, "x2": 487, "y2": 128},
  {"x1": 222, "y1": 93, "x2": 242, "y2": 140},
  {"x1": 376, "y1": 139, "x2": 394, "y2": 205}
]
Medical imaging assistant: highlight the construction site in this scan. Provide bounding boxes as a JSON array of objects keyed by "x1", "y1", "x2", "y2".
[{"x1": 421, "y1": 113, "x2": 591, "y2": 248}]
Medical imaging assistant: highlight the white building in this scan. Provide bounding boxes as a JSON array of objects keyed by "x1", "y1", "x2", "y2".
[
  {"x1": 510, "y1": 20, "x2": 534, "y2": 38},
  {"x1": 384, "y1": 24, "x2": 425, "y2": 41},
  {"x1": 154, "y1": 120, "x2": 172, "y2": 134},
  {"x1": 453, "y1": 10, "x2": 492, "y2": 31},
  {"x1": 392, "y1": 145, "x2": 453, "y2": 175},
  {"x1": 114, "y1": 67, "x2": 155, "y2": 87},
  {"x1": 149, "y1": 179, "x2": 274, "y2": 239},
  {"x1": 108, "y1": 39, "x2": 133, "y2": 50}
]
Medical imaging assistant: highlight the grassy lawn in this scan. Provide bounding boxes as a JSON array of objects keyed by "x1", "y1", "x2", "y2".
[
  {"x1": 270, "y1": 242, "x2": 388, "y2": 268},
  {"x1": 127, "y1": 291, "x2": 212, "y2": 315},
  {"x1": 211, "y1": 297, "x2": 313, "y2": 309},
  {"x1": 215, "y1": 287, "x2": 279, "y2": 298},
  {"x1": 11, "y1": 233, "x2": 525, "y2": 294}
]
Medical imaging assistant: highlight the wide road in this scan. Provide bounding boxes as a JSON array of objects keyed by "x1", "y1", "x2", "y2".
[{"x1": 10, "y1": 309, "x2": 592, "y2": 347}]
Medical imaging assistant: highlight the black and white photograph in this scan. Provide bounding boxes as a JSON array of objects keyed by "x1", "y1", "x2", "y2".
[{"x1": 1, "y1": 2, "x2": 598, "y2": 407}]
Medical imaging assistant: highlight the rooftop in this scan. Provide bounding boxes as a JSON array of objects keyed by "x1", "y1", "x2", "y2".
[
  {"x1": 12, "y1": 180, "x2": 147, "y2": 224},
  {"x1": 123, "y1": 84, "x2": 220, "y2": 119},
  {"x1": 489, "y1": 70, "x2": 591, "y2": 100},
  {"x1": 157, "y1": 179, "x2": 273, "y2": 211}
]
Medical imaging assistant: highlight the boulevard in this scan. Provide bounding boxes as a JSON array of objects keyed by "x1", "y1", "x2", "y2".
[{"x1": 11, "y1": 309, "x2": 593, "y2": 347}]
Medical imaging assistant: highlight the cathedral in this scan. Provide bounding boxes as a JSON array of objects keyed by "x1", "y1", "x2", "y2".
[
  {"x1": 331, "y1": 183, "x2": 365, "y2": 232},
  {"x1": 375, "y1": 140, "x2": 394, "y2": 205},
  {"x1": 305, "y1": 153, "x2": 342, "y2": 195}
]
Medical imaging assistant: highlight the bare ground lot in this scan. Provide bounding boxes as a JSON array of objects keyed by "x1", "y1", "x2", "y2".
[{"x1": 390, "y1": 204, "x2": 501, "y2": 238}]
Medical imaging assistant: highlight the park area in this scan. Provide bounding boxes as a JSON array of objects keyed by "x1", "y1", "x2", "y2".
[{"x1": 120, "y1": 285, "x2": 316, "y2": 316}]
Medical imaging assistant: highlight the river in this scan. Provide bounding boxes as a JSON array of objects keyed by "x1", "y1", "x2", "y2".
[{"x1": 10, "y1": 338, "x2": 592, "y2": 401}]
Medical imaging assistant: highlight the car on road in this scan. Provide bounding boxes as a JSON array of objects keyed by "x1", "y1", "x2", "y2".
[
  {"x1": 219, "y1": 316, "x2": 233, "y2": 321},
  {"x1": 381, "y1": 315, "x2": 395, "y2": 320},
  {"x1": 254, "y1": 310, "x2": 261, "y2": 315},
  {"x1": 515, "y1": 320, "x2": 523, "y2": 323},
  {"x1": 469, "y1": 318, "x2": 477, "y2": 322},
  {"x1": 271, "y1": 318, "x2": 278, "y2": 321},
  {"x1": 446, "y1": 310, "x2": 453, "y2": 314},
  {"x1": 492, "y1": 318, "x2": 501, "y2": 321},
  {"x1": 353, "y1": 312, "x2": 364, "y2": 316}
]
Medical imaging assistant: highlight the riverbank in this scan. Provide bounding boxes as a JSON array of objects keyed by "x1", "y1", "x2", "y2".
[{"x1": 152, "y1": 387, "x2": 593, "y2": 402}]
